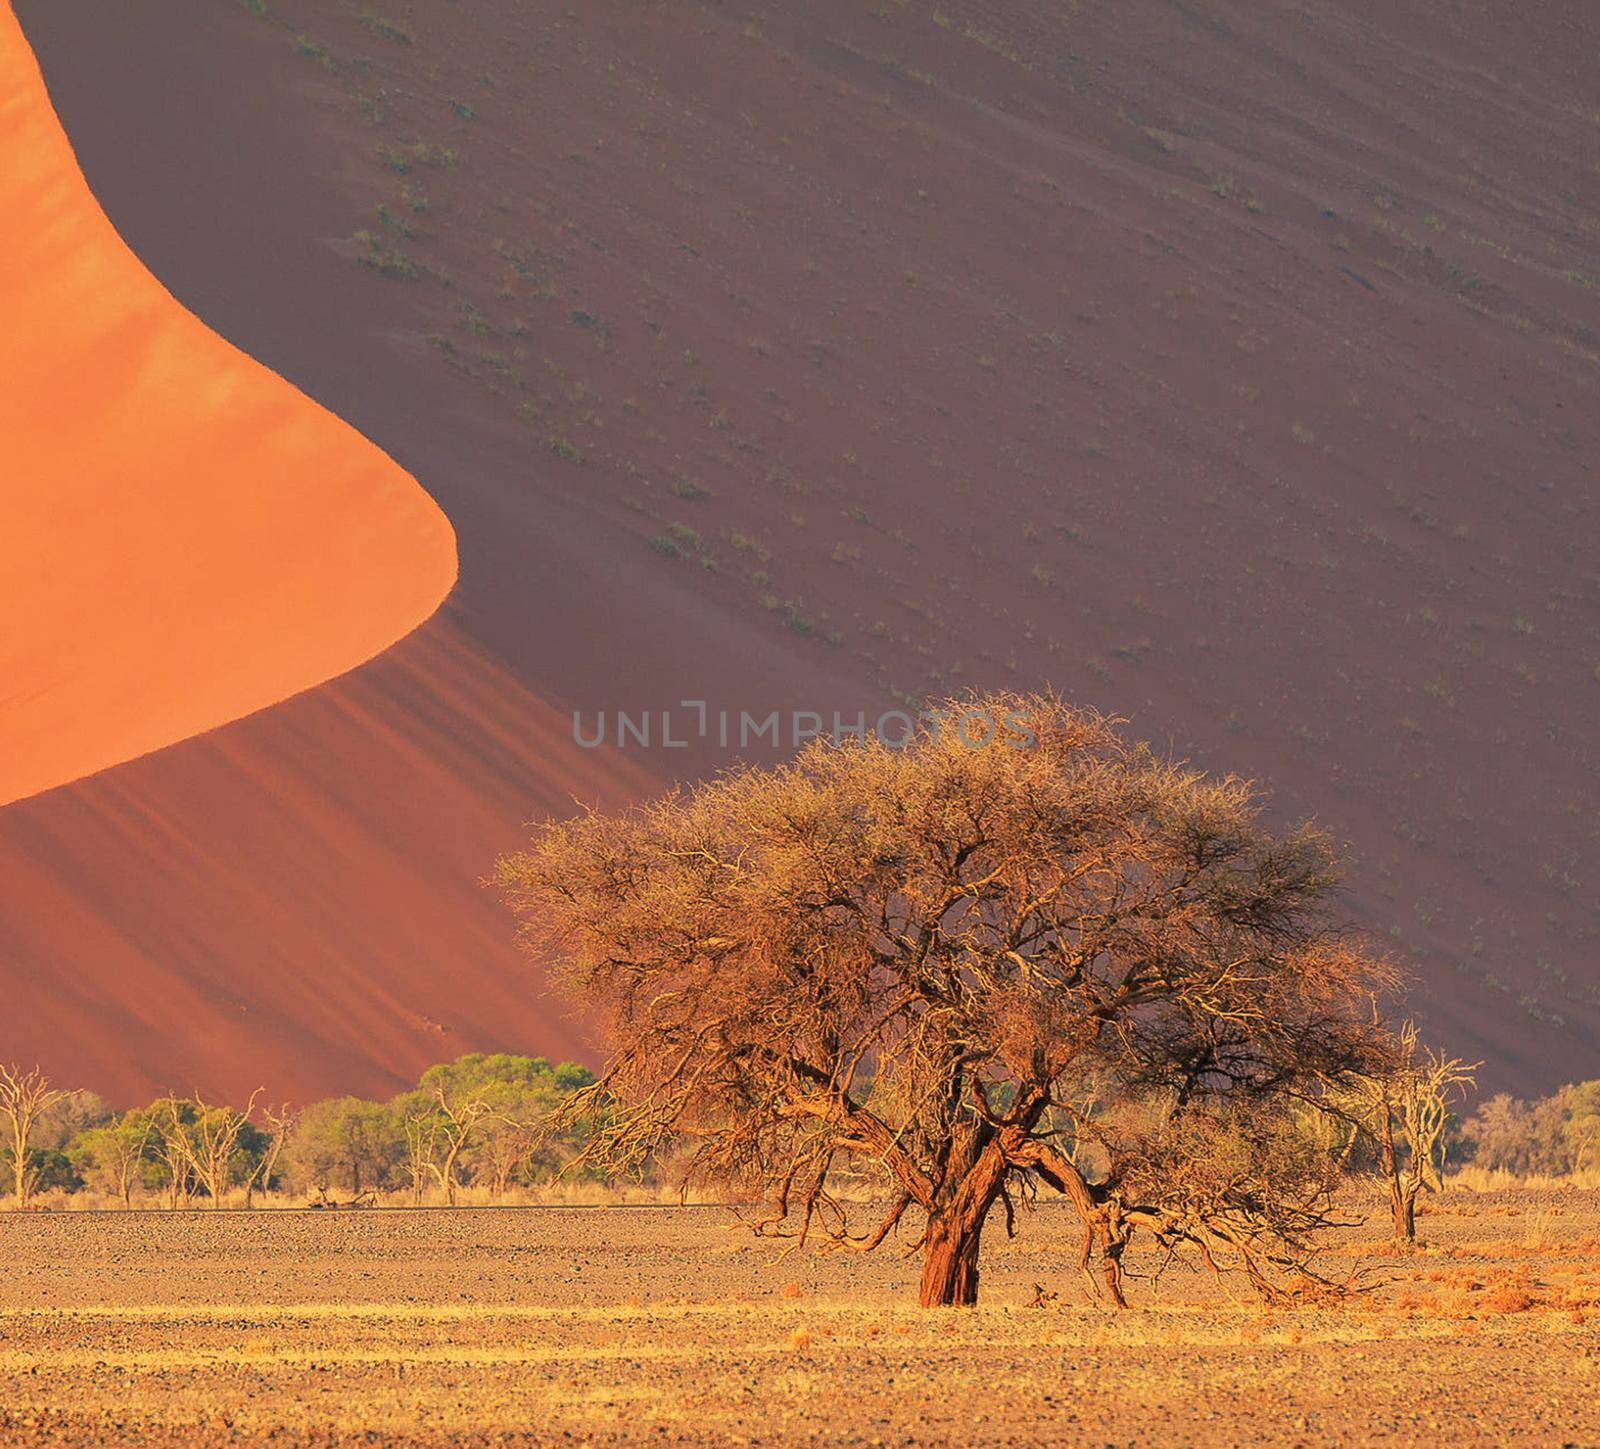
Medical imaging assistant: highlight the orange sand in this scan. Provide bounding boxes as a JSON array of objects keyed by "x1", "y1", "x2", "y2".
[{"x1": 0, "y1": 3, "x2": 456, "y2": 806}]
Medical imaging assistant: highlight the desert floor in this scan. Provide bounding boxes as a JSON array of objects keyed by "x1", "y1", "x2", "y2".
[{"x1": 0, "y1": 1192, "x2": 1595, "y2": 1446}]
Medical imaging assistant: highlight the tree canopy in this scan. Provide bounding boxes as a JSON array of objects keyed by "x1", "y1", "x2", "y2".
[{"x1": 496, "y1": 693, "x2": 1398, "y2": 1306}]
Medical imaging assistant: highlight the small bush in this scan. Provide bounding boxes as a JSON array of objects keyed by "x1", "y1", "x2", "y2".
[
  {"x1": 375, "y1": 203, "x2": 414, "y2": 239},
  {"x1": 352, "y1": 231, "x2": 419, "y2": 279},
  {"x1": 377, "y1": 142, "x2": 460, "y2": 174},
  {"x1": 360, "y1": 14, "x2": 413, "y2": 45},
  {"x1": 568, "y1": 309, "x2": 610, "y2": 340},
  {"x1": 1484, "y1": 1285, "x2": 1536, "y2": 1314},
  {"x1": 293, "y1": 35, "x2": 337, "y2": 72}
]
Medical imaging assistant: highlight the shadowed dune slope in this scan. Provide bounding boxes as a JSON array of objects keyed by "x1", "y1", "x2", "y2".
[
  {"x1": 1, "y1": 0, "x2": 862, "y2": 1104},
  {"x1": 4, "y1": 0, "x2": 1598, "y2": 1099},
  {"x1": 0, "y1": 3, "x2": 457, "y2": 807}
]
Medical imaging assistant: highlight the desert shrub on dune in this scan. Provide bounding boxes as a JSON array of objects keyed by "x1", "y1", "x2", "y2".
[
  {"x1": 359, "y1": 13, "x2": 413, "y2": 46},
  {"x1": 352, "y1": 228, "x2": 422, "y2": 278},
  {"x1": 495, "y1": 691, "x2": 1404, "y2": 1307}
]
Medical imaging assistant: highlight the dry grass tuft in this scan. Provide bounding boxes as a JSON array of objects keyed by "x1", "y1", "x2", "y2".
[{"x1": 1483, "y1": 1285, "x2": 1538, "y2": 1314}]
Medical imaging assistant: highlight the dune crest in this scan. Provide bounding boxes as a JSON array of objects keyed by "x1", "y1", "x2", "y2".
[
  {"x1": 6, "y1": 0, "x2": 1597, "y2": 1099},
  {"x1": 0, "y1": 3, "x2": 457, "y2": 807}
]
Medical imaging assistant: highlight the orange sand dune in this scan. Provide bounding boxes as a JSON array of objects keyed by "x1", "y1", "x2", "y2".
[
  {"x1": 6, "y1": 0, "x2": 1597, "y2": 1101},
  {"x1": 0, "y1": 4, "x2": 456, "y2": 806}
]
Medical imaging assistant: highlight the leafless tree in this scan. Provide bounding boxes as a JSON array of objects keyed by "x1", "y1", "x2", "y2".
[
  {"x1": 0, "y1": 1065, "x2": 65, "y2": 1210},
  {"x1": 244, "y1": 1103, "x2": 294, "y2": 1208},
  {"x1": 401, "y1": 1111, "x2": 437, "y2": 1206},
  {"x1": 1342, "y1": 1023, "x2": 1477, "y2": 1243},
  {"x1": 165, "y1": 1090, "x2": 263, "y2": 1209},
  {"x1": 76, "y1": 1115, "x2": 154, "y2": 1206},
  {"x1": 425, "y1": 1085, "x2": 488, "y2": 1206},
  {"x1": 480, "y1": 1109, "x2": 541, "y2": 1198},
  {"x1": 148, "y1": 1101, "x2": 194, "y2": 1208},
  {"x1": 497, "y1": 693, "x2": 1395, "y2": 1306}
]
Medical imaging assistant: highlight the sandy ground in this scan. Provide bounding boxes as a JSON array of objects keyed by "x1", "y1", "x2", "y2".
[{"x1": 0, "y1": 1193, "x2": 1595, "y2": 1445}]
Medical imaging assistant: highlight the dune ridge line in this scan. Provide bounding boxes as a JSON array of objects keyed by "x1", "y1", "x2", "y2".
[{"x1": 0, "y1": 1, "x2": 459, "y2": 807}]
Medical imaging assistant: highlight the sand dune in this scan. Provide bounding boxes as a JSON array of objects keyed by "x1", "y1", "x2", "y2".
[
  {"x1": 4, "y1": 0, "x2": 1596, "y2": 1101},
  {"x1": 0, "y1": 3, "x2": 456, "y2": 807},
  {"x1": 1, "y1": 0, "x2": 859, "y2": 1105}
]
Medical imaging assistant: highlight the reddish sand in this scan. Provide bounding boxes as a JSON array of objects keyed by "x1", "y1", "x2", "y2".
[
  {"x1": 0, "y1": 3, "x2": 456, "y2": 807},
  {"x1": 3, "y1": 0, "x2": 1596, "y2": 1101}
]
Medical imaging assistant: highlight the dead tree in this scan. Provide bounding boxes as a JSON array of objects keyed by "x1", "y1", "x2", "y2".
[
  {"x1": 244, "y1": 1104, "x2": 293, "y2": 1209},
  {"x1": 497, "y1": 692, "x2": 1395, "y2": 1306},
  {"x1": 401, "y1": 1112, "x2": 437, "y2": 1206},
  {"x1": 1384, "y1": 1026, "x2": 1477, "y2": 1242},
  {"x1": 482, "y1": 1110, "x2": 541, "y2": 1199},
  {"x1": 166, "y1": 1089, "x2": 263, "y2": 1209},
  {"x1": 0, "y1": 1065, "x2": 65, "y2": 1210},
  {"x1": 426, "y1": 1085, "x2": 488, "y2": 1206},
  {"x1": 1334, "y1": 1022, "x2": 1477, "y2": 1244},
  {"x1": 149, "y1": 1102, "x2": 195, "y2": 1208}
]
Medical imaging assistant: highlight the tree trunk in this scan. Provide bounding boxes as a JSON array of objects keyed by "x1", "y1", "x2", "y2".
[
  {"x1": 1099, "y1": 1205, "x2": 1132, "y2": 1308},
  {"x1": 919, "y1": 1206, "x2": 987, "y2": 1307},
  {"x1": 1379, "y1": 1107, "x2": 1415, "y2": 1244},
  {"x1": 438, "y1": 1143, "x2": 462, "y2": 1206},
  {"x1": 1393, "y1": 1180, "x2": 1417, "y2": 1243},
  {"x1": 916, "y1": 1119, "x2": 1011, "y2": 1307},
  {"x1": 10, "y1": 1124, "x2": 26, "y2": 1210}
]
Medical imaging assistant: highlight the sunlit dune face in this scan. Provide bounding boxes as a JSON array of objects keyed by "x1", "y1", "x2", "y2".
[{"x1": 0, "y1": 4, "x2": 457, "y2": 807}]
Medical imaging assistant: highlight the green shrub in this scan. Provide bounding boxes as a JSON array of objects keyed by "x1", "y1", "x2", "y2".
[
  {"x1": 352, "y1": 230, "x2": 420, "y2": 279},
  {"x1": 293, "y1": 35, "x2": 336, "y2": 72},
  {"x1": 360, "y1": 13, "x2": 413, "y2": 44}
]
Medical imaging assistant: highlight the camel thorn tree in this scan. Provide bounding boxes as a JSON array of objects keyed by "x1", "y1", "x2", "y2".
[{"x1": 496, "y1": 693, "x2": 1399, "y2": 1307}]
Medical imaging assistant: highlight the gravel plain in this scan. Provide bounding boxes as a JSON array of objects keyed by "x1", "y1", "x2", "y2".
[{"x1": 0, "y1": 1195, "x2": 1596, "y2": 1445}]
